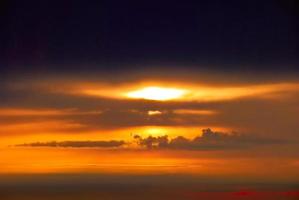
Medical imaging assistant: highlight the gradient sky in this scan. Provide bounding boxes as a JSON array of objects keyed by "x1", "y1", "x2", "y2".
[{"x1": 0, "y1": 2, "x2": 299, "y2": 197}]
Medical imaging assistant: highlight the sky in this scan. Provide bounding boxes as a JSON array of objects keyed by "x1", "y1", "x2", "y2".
[{"x1": 1, "y1": 0, "x2": 299, "y2": 199}]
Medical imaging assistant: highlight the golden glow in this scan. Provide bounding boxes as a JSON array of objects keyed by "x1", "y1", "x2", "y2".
[
  {"x1": 148, "y1": 110, "x2": 162, "y2": 116},
  {"x1": 0, "y1": 125, "x2": 229, "y2": 147},
  {"x1": 2, "y1": 76, "x2": 299, "y2": 179},
  {"x1": 126, "y1": 87, "x2": 187, "y2": 101},
  {"x1": 1, "y1": 147, "x2": 299, "y2": 180},
  {"x1": 0, "y1": 147, "x2": 212, "y2": 174},
  {"x1": 173, "y1": 109, "x2": 217, "y2": 115},
  {"x1": 75, "y1": 82, "x2": 299, "y2": 102},
  {"x1": 125, "y1": 126, "x2": 229, "y2": 138},
  {"x1": 144, "y1": 127, "x2": 166, "y2": 136}
]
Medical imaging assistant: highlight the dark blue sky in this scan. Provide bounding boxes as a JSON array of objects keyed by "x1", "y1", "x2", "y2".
[{"x1": 1, "y1": 0, "x2": 299, "y2": 73}]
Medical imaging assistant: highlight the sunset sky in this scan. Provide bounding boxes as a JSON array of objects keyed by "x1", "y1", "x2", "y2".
[{"x1": 1, "y1": 0, "x2": 299, "y2": 199}]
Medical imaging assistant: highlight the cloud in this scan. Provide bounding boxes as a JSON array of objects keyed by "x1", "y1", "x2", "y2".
[
  {"x1": 17, "y1": 140, "x2": 125, "y2": 148},
  {"x1": 0, "y1": 108, "x2": 102, "y2": 116},
  {"x1": 134, "y1": 135, "x2": 169, "y2": 149},
  {"x1": 172, "y1": 109, "x2": 217, "y2": 115},
  {"x1": 1, "y1": 77, "x2": 299, "y2": 141},
  {"x1": 15, "y1": 128, "x2": 292, "y2": 150},
  {"x1": 133, "y1": 128, "x2": 288, "y2": 150}
]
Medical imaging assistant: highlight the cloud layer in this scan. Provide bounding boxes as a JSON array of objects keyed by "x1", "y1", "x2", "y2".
[
  {"x1": 17, "y1": 140, "x2": 125, "y2": 148},
  {"x1": 133, "y1": 128, "x2": 288, "y2": 150},
  {"x1": 17, "y1": 129, "x2": 289, "y2": 150},
  {"x1": 1, "y1": 73, "x2": 299, "y2": 147}
]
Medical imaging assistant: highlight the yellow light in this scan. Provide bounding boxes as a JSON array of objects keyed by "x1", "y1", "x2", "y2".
[
  {"x1": 145, "y1": 127, "x2": 166, "y2": 136},
  {"x1": 126, "y1": 87, "x2": 186, "y2": 101},
  {"x1": 147, "y1": 110, "x2": 162, "y2": 116}
]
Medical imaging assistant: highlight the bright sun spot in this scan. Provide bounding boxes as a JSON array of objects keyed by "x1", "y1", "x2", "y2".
[
  {"x1": 126, "y1": 87, "x2": 186, "y2": 101},
  {"x1": 145, "y1": 127, "x2": 166, "y2": 136},
  {"x1": 148, "y1": 110, "x2": 162, "y2": 116}
]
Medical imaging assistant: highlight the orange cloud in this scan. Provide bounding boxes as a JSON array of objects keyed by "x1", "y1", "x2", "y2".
[
  {"x1": 0, "y1": 120, "x2": 85, "y2": 134},
  {"x1": 76, "y1": 82, "x2": 299, "y2": 102},
  {"x1": 0, "y1": 108, "x2": 102, "y2": 116},
  {"x1": 173, "y1": 109, "x2": 218, "y2": 115}
]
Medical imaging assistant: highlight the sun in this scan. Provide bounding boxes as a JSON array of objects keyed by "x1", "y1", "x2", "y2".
[{"x1": 126, "y1": 86, "x2": 186, "y2": 101}]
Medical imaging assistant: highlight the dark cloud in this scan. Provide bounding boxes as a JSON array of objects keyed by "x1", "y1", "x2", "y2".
[
  {"x1": 17, "y1": 140, "x2": 125, "y2": 148},
  {"x1": 134, "y1": 135, "x2": 169, "y2": 149},
  {"x1": 14, "y1": 128, "x2": 295, "y2": 150},
  {"x1": 134, "y1": 129, "x2": 289, "y2": 150}
]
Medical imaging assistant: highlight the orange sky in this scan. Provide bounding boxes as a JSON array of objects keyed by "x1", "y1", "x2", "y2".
[
  {"x1": 1, "y1": 79, "x2": 299, "y2": 144},
  {"x1": 0, "y1": 72, "x2": 299, "y2": 177}
]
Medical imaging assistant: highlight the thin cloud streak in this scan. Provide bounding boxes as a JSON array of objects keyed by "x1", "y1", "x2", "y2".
[
  {"x1": 16, "y1": 129, "x2": 290, "y2": 150},
  {"x1": 0, "y1": 108, "x2": 102, "y2": 116},
  {"x1": 17, "y1": 140, "x2": 125, "y2": 148}
]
